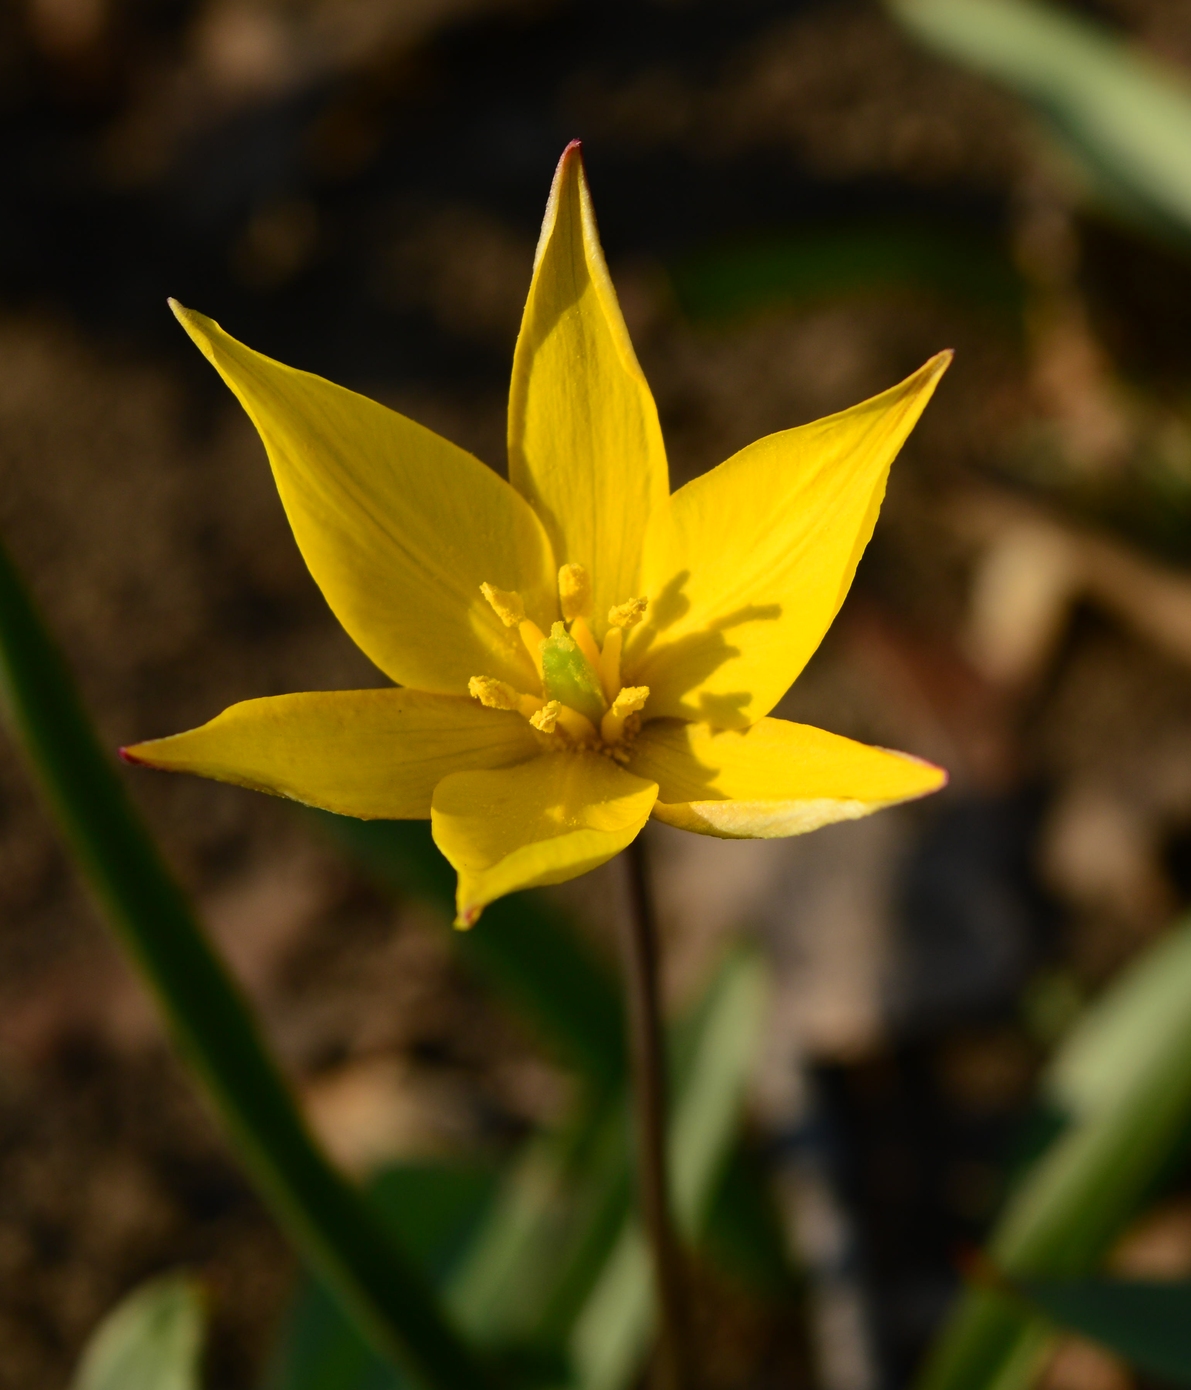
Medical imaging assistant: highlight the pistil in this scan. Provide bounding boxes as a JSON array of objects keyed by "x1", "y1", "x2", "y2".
[
  {"x1": 558, "y1": 563, "x2": 602, "y2": 670},
  {"x1": 540, "y1": 622, "x2": 607, "y2": 727},
  {"x1": 471, "y1": 573, "x2": 651, "y2": 750}
]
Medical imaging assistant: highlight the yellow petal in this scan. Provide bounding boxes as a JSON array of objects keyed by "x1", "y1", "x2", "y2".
[
  {"x1": 171, "y1": 302, "x2": 556, "y2": 693},
  {"x1": 508, "y1": 143, "x2": 668, "y2": 635},
  {"x1": 629, "y1": 354, "x2": 951, "y2": 726},
  {"x1": 431, "y1": 751, "x2": 658, "y2": 925},
  {"x1": 629, "y1": 717, "x2": 946, "y2": 838},
  {"x1": 123, "y1": 688, "x2": 540, "y2": 819}
]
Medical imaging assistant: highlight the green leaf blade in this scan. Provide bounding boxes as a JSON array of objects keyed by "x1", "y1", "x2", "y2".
[
  {"x1": 890, "y1": 0, "x2": 1191, "y2": 241},
  {"x1": 917, "y1": 917, "x2": 1191, "y2": 1390},
  {"x1": 1017, "y1": 1279, "x2": 1191, "y2": 1386},
  {"x1": 73, "y1": 1274, "x2": 204, "y2": 1390},
  {"x1": 0, "y1": 537, "x2": 490, "y2": 1390}
]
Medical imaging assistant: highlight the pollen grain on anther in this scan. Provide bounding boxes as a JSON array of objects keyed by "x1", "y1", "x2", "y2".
[{"x1": 479, "y1": 580, "x2": 546, "y2": 677}]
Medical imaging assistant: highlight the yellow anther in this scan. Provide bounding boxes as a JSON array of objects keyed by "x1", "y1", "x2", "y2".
[
  {"x1": 613, "y1": 685, "x2": 649, "y2": 715},
  {"x1": 598, "y1": 626, "x2": 622, "y2": 701},
  {"x1": 469, "y1": 675, "x2": 518, "y2": 709},
  {"x1": 531, "y1": 699, "x2": 596, "y2": 741},
  {"x1": 558, "y1": 563, "x2": 592, "y2": 621},
  {"x1": 530, "y1": 700, "x2": 561, "y2": 733},
  {"x1": 468, "y1": 676, "x2": 545, "y2": 720},
  {"x1": 478, "y1": 583, "x2": 544, "y2": 679},
  {"x1": 480, "y1": 582, "x2": 526, "y2": 628},
  {"x1": 570, "y1": 615, "x2": 602, "y2": 672},
  {"x1": 600, "y1": 685, "x2": 649, "y2": 745},
  {"x1": 608, "y1": 596, "x2": 647, "y2": 629}
]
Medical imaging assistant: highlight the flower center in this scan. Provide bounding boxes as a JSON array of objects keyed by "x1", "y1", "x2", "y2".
[{"x1": 469, "y1": 564, "x2": 649, "y2": 754}]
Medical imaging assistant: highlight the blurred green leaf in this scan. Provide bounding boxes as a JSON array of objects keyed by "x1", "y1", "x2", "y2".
[
  {"x1": 701, "y1": 1142, "x2": 798, "y2": 1298},
  {"x1": 264, "y1": 1165, "x2": 498, "y2": 1390},
  {"x1": 267, "y1": 949, "x2": 775, "y2": 1390},
  {"x1": 891, "y1": 0, "x2": 1191, "y2": 240},
  {"x1": 1015, "y1": 1278, "x2": 1191, "y2": 1385},
  {"x1": 312, "y1": 818, "x2": 792, "y2": 1298},
  {"x1": 671, "y1": 222, "x2": 1022, "y2": 324},
  {"x1": 0, "y1": 536, "x2": 491, "y2": 1390},
  {"x1": 917, "y1": 916, "x2": 1191, "y2": 1390},
  {"x1": 447, "y1": 1100, "x2": 629, "y2": 1355},
  {"x1": 73, "y1": 1273, "x2": 204, "y2": 1390},
  {"x1": 313, "y1": 816, "x2": 793, "y2": 1382}
]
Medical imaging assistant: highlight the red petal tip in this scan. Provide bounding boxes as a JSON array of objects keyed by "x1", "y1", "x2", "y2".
[{"x1": 118, "y1": 746, "x2": 144, "y2": 765}]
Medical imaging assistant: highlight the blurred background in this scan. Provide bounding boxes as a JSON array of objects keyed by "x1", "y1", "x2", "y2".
[{"x1": 6, "y1": 1, "x2": 1191, "y2": 1388}]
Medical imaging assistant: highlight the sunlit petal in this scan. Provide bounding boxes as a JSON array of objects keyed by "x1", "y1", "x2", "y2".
[
  {"x1": 173, "y1": 303, "x2": 556, "y2": 693},
  {"x1": 431, "y1": 751, "x2": 658, "y2": 924},
  {"x1": 628, "y1": 354, "x2": 951, "y2": 726},
  {"x1": 508, "y1": 143, "x2": 668, "y2": 635},
  {"x1": 123, "y1": 689, "x2": 541, "y2": 819},
  {"x1": 629, "y1": 716, "x2": 946, "y2": 837}
]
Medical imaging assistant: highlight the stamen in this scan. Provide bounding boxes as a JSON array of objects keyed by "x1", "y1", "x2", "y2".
[
  {"x1": 529, "y1": 700, "x2": 560, "y2": 733},
  {"x1": 598, "y1": 626, "x2": 622, "y2": 702},
  {"x1": 520, "y1": 620, "x2": 546, "y2": 679},
  {"x1": 600, "y1": 685, "x2": 649, "y2": 745},
  {"x1": 480, "y1": 582, "x2": 524, "y2": 627},
  {"x1": 558, "y1": 563, "x2": 592, "y2": 620},
  {"x1": 468, "y1": 676, "x2": 544, "y2": 720},
  {"x1": 479, "y1": 582, "x2": 545, "y2": 678},
  {"x1": 608, "y1": 596, "x2": 647, "y2": 629},
  {"x1": 570, "y1": 615, "x2": 602, "y2": 672}
]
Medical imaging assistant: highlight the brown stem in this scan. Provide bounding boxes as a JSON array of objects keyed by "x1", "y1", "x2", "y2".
[{"x1": 622, "y1": 833, "x2": 692, "y2": 1390}]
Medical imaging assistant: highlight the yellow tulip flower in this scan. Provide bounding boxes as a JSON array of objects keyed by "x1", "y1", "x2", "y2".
[{"x1": 124, "y1": 142, "x2": 950, "y2": 926}]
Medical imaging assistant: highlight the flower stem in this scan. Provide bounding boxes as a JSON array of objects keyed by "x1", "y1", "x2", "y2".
[{"x1": 623, "y1": 834, "x2": 693, "y2": 1390}]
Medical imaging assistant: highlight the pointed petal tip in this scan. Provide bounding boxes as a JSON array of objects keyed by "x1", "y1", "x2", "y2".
[
  {"x1": 891, "y1": 748, "x2": 949, "y2": 792},
  {"x1": 550, "y1": 139, "x2": 586, "y2": 190},
  {"x1": 118, "y1": 744, "x2": 146, "y2": 766},
  {"x1": 454, "y1": 903, "x2": 482, "y2": 930},
  {"x1": 167, "y1": 298, "x2": 208, "y2": 342}
]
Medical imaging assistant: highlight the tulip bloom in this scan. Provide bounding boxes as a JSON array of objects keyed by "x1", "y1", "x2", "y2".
[{"x1": 124, "y1": 143, "x2": 950, "y2": 925}]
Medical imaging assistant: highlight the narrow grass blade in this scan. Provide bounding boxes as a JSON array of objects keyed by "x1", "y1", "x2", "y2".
[
  {"x1": 73, "y1": 1273, "x2": 204, "y2": 1390},
  {"x1": 0, "y1": 538, "x2": 492, "y2": 1390},
  {"x1": 918, "y1": 916, "x2": 1191, "y2": 1390},
  {"x1": 891, "y1": 0, "x2": 1191, "y2": 240}
]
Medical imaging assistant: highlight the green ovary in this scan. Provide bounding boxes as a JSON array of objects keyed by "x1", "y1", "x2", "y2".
[{"x1": 540, "y1": 622, "x2": 607, "y2": 726}]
